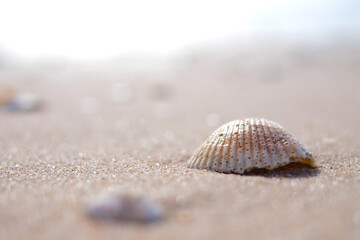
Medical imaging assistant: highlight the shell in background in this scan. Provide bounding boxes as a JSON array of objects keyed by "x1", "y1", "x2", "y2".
[
  {"x1": 4, "y1": 92, "x2": 42, "y2": 112},
  {"x1": 87, "y1": 193, "x2": 164, "y2": 223},
  {"x1": 188, "y1": 118, "x2": 314, "y2": 174}
]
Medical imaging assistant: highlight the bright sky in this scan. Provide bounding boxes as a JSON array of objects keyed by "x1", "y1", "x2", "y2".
[{"x1": 0, "y1": 0, "x2": 359, "y2": 60}]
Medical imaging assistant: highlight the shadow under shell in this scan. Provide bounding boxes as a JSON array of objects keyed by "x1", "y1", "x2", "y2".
[{"x1": 242, "y1": 162, "x2": 320, "y2": 178}]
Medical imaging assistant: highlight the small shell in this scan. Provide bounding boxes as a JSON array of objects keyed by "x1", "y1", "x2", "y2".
[
  {"x1": 5, "y1": 92, "x2": 42, "y2": 112},
  {"x1": 188, "y1": 118, "x2": 315, "y2": 174},
  {"x1": 87, "y1": 193, "x2": 164, "y2": 223}
]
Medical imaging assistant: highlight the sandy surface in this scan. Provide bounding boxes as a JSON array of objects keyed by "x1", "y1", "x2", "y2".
[{"x1": 1, "y1": 50, "x2": 360, "y2": 239}]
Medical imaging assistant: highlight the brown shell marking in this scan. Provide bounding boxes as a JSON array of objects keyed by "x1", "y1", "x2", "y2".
[{"x1": 188, "y1": 118, "x2": 315, "y2": 174}]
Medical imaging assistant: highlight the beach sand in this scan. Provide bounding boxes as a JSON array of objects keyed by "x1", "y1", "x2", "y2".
[{"x1": 1, "y1": 50, "x2": 360, "y2": 240}]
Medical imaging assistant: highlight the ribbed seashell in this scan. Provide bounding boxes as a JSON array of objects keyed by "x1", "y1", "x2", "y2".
[{"x1": 188, "y1": 118, "x2": 315, "y2": 174}]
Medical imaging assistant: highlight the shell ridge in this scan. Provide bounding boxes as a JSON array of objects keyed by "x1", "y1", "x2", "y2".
[
  {"x1": 209, "y1": 134, "x2": 222, "y2": 170},
  {"x1": 223, "y1": 120, "x2": 238, "y2": 172},
  {"x1": 232, "y1": 120, "x2": 241, "y2": 173},
  {"x1": 250, "y1": 118, "x2": 260, "y2": 168},
  {"x1": 266, "y1": 119, "x2": 281, "y2": 168},
  {"x1": 217, "y1": 121, "x2": 233, "y2": 171},
  {"x1": 206, "y1": 135, "x2": 222, "y2": 170},
  {"x1": 255, "y1": 118, "x2": 266, "y2": 169},
  {"x1": 191, "y1": 145, "x2": 203, "y2": 169},
  {"x1": 253, "y1": 118, "x2": 263, "y2": 168},
  {"x1": 267, "y1": 120, "x2": 282, "y2": 167},
  {"x1": 244, "y1": 120, "x2": 252, "y2": 168},
  {"x1": 197, "y1": 142, "x2": 212, "y2": 169},
  {"x1": 286, "y1": 134, "x2": 299, "y2": 162},
  {"x1": 271, "y1": 121, "x2": 289, "y2": 165},
  {"x1": 208, "y1": 123, "x2": 231, "y2": 170},
  {"x1": 235, "y1": 120, "x2": 245, "y2": 173},
  {"x1": 259, "y1": 119, "x2": 272, "y2": 168},
  {"x1": 241, "y1": 120, "x2": 248, "y2": 171},
  {"x1": 279, "y1": 125, "x2": 297, "y2": 163},
  {"x1": 188, "y1": 147, "x2": 199, "y2": 167},
  {"x1": 246, "y1": 119, "x2": 254, "y2": 169},
  {"x1": 199, "y1": 126, "x2": 226, "y2": 169}
]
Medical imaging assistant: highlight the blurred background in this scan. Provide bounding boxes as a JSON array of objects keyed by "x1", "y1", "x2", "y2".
[
  {"x1": 1, "y1": 0, "x2": 360, "y2": 144},
  {"x1": 1, "y1": 0, "x2": 360, "y2": 60}
]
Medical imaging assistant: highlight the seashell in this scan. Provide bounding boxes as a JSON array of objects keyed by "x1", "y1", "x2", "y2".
[
  {"x1": 87, "y1": 193, "x2": 164, "y2": 223},
  {"x1": 4, "y1": 92, "x2": 42, "y2": 112},
  {"x1": 188, "y1": 118, "x2": 315, "y2": 174}
]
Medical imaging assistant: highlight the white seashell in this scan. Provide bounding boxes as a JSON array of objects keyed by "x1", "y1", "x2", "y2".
[
  {"x1": 5, "y1": 92, "x2": 41, "y2": 112},
  {"x1": 188, "y1": 118, "x2": 315, "y2": 174},
  {"x1": 87, "y1": 193, "x2": 164, "y2": 223}
]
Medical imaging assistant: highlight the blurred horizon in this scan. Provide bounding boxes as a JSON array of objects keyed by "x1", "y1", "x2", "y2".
[{"x1": 1, "y1": 0, "x2": 360, "y2": 62}]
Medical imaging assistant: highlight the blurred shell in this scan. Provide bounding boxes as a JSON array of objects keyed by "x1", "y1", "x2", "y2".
[
  {"x1": 188, "y1": 118, "x2": 314, "y2": 174},
  {"x1": 5, "y1": 92, "x2": 42, "y2": 112},
  {"x1": 87, "y1": 193, "x2": 164, "y2": 223}
]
